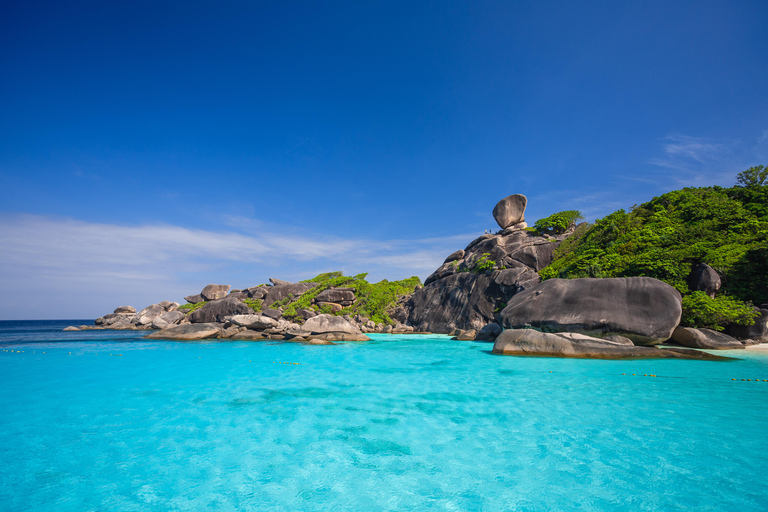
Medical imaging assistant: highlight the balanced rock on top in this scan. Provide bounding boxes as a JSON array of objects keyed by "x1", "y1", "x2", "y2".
[{"x1": 492, "y1": 194, "x2": 527, "y2": 230}]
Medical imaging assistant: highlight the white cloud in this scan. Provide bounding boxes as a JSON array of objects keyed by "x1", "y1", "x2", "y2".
[{"x1": 0, "y1": 214, "x2": 475, "y2": 319}]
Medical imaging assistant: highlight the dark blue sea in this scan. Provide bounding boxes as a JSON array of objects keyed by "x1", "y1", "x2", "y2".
[{"x1": 1, "y1": 320, "x2": 767, "y2": 511}]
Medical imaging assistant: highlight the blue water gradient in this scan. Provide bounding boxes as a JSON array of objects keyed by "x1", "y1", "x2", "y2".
[{"x1": 1, "y1": 320, "x2": 767, "y2": 511}]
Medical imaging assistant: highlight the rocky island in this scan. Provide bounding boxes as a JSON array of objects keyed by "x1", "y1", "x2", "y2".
[{"x1": 68, "y1": 175, "x2": 768, "y2": 360}]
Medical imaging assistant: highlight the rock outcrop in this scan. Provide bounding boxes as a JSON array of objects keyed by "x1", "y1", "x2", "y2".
[
  {"x1": 499, "y1": 277, "x2": 682, "y2": 345},
  {"x1": 393, "y1": 196, "x2": 569, "y2": 333},
  {"x1": 492, "y1": 329, "x2": 728, "y2": 360},
  {"x1": 113, "y1": 306, "x2": 136, "y2": 314}
]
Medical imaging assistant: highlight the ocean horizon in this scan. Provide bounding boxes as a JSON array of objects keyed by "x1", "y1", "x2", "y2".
[{"x1": 1, "y1": 320, "x2": 767, "y2": 511}]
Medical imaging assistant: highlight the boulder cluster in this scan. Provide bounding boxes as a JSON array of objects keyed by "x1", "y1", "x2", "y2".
[{"x1": 76, "y1": 277, "x2": 415, "y2": 341}]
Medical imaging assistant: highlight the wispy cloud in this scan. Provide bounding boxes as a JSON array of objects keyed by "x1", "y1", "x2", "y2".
[
  {"x1": 0, "y1": 214, "x2": 475, "y2": 318},
  {"x1": 644, "y1": 132, "x2": 768, "y2": 188}
]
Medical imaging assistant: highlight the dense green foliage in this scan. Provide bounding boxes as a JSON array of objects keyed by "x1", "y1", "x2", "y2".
[
  {"x1": 278, "y1": 271, "x2": 421, "y2": 325},
  {"x1": 178, "y1": 301, "x2": 207, "y2": 314},
  {"x1": 680, "y1": 292, "x2": 758, "y2": 331},
  {"x1": 533, "y1": 210, "x2": 584, "y2": 235},
  {"x1": 242, "y1": 298, "x2": 263, "y2": 312},
  {"x1": 539, "y1": 172, "x2": 768, "y2": 330}
]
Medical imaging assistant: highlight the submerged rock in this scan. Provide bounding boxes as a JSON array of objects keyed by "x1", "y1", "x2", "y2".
[{"x1": 499, "y1": 277, "x2": 682, "y2": 345}]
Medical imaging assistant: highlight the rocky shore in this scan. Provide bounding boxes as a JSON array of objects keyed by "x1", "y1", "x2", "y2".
[{"x1": 66, "y1": 193, "x2": 768, "y2": 358}]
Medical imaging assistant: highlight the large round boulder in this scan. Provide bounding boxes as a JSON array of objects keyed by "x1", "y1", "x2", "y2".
[
  {"x1": 499, "y1": 277, "x2": 683, "y2": 345},
  {"x1": 492, "y1": 194, "x2": 527, "y2": 229},
  {"x1": 200, "y1": 284, "x2": 231, "y2": 301},
  {"x1": 302, "y1": 314, "x2": 361, "y2": 335}
]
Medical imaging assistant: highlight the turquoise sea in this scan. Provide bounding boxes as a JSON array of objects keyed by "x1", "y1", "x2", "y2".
[{"x1": 1, "y1": 320, "x2": 767, "y2": 511}]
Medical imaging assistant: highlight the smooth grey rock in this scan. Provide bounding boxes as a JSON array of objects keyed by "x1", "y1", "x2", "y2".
[
  {"x1": 456, "y1": 329, "x2": 476, "y2": 340},
  {"x1": 269, "y1": 278, "x2": 292, "y2": 286},
  {"x1": 159, "y1": 310, "x2": 185, "y2": 325},
  {"x1": 189, "y1": 298, "x2": 250, "y2": 323},
  {"x1": 262, "y1": 309, "x2": 282, "y2": 320},
  {"x1": 228, "y1": 314, "x2": 278, "y2": 329},
  {"x1": 113, "y1": 306, "x2": 136, "y2": 314},
  {"x1": 492, "y1": 194, "x2": 527, "y2": 229},
  {"x1": 671, "y1": 327, "x2": 745, "y2": 349},
  {"x1": 230, "y1": 330, "x2": 268, "y2": 340},
  {"x1": 476, "y1": 322, "x2": 502, "y2": 341},
  {"x1": 726, "y1": 307, "x2": 768, "y2": 342},
  {"x1": 315, "y1": 288, "x2": 356, "y2": 306},
  {"x1": 145, "y1": 323, "x2": 221, "y2": 340},
  {"x1": 200, "y1": 284, "x2": 231, "y2": 301},
  {"x1": 98, "y1": 313, "x2": 135, "y2": 326},
  {"x1": 157, "y1": 301, "x2": 179, "y2": 311},
  {"x1": 604, "y1": 334, "x2": 635, "y2": 346},
  {"x1": 493, "y1": 329, "x2": 728, "y2": 360},
  {"x1": 218, "y1": 326, "x2": 241, "y2": 339},
  {"x1": 297, "y1": 308, "x2": 317, "y2": 320},
  {"x1": 444, "y1": 250, "x2": 465, "y2": 263},
  {"x1": 263, "y1": 282, "x2": 315, "y2": 307},
  {"x1": 246, "y1": 286, "x2": 268, "y2": 299},
  {"x1": 184, "y1": 294, "x2": 205, "y2": 304},
  {"x1": 688, "y1": 263, "x2": 721, "y2": 298},
  {"x1": 302, "y1": 314, "x2": 361, "y2": 334},
  {"x1": 396, "y1": 273, "x2": 502, "y2": 333},
  {"x1": 499, "y1": 277, "x2": 682, "y2": 345},
  {"x1": 136, "y1": 304, "x2": 165, "y2": 325},
  {"x1": 151, "y1": 317, "x2": 169, "y2": 329},
  {"x1": 501, "y1": 222, "x2": 528, "y2": 234}
]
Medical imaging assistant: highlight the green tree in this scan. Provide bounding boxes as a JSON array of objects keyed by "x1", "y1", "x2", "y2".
[
  {"x1": 533, "y1": 210, "x2": 585, "y2": 235},
  {"x1": 736, "y1": 165, "x2": 767, "y2": 188}
]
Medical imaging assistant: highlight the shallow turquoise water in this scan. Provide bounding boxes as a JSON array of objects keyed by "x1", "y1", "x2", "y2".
[{"x1": 1, "y1": 320, "x2": 767, "y2": 511}]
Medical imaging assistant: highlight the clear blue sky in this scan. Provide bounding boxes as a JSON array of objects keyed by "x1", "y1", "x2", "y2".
[{"x1": 1, "y1": 0, "x2": 767, "y2": 319}]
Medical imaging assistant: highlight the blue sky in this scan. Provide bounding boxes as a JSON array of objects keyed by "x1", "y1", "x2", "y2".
[{"x1": 1, "y1": 0, "x2": 767, "y2": 319}]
